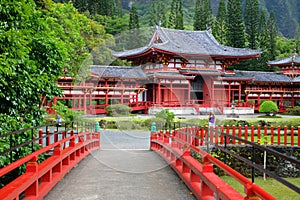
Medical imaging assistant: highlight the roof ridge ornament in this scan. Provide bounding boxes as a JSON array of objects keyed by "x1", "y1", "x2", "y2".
[{"x1": 292, "y1": 49, "x2": 298, "y2": 61}]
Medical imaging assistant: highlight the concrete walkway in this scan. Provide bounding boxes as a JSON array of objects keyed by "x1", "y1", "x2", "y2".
[{"x1": 45, "y1": 130, "x2": 196, "y2": 200}]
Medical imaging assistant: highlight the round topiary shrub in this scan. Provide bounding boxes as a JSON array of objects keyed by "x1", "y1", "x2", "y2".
[{"x1": 259, "y1": 101, "x2": 278, "y2": 116}]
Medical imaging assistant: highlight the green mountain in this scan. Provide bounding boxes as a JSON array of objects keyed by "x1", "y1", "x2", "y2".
[{"x1": 121, "y1": 0, "x2": 300, "y2": 38}]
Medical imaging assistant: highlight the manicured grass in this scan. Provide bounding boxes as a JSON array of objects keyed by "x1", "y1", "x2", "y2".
[{"x1": 221, "y1": 176, "x2": 300, "y2": 200}]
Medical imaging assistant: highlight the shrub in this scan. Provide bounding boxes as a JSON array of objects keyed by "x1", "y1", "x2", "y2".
[
  {"x1": 259, "y1": 101, "x2": 278, "y2": 116},
  {"x1": 286, "y1": 106, "x2": 300, "y2": 115},
  {"x1": 105, "y1": 104, "x2": 132, "y2": 116},
  {"x1": 155, "y1": 109, "x2": 175, "y2": 124}
]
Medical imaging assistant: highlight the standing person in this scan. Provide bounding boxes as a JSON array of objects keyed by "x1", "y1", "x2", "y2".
[{"x1": 208, "y1": 111, "x2": 216, "y2": 127}]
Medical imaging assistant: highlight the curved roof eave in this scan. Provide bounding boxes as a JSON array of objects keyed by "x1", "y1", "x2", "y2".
[{"x1": 268, "y1": 54, "x2": 300, "y2": 66}]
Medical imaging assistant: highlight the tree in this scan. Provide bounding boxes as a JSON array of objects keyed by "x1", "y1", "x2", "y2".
[
  {"x1": 167, "y1": 0, "x2": 184, "y2": 29},
  {"x1": 0, "y1": 0, "x2": 66, "y2": 123},
  {"x1": 267, "y1": 11, "x2": 278, "y2": 60},
  {"x1": 227, "y1": 0, "x2": 245, "y2": 48},
  {"x1": 155, "y1": 109, "x2": 175, "y2": 125},
  {"x1": 129, "y1": 3, "x2": 139, "y2": 30},
  {"x1": 259, "y1": 101, "x2": 279, "y2": 116},
  {"x1": 256, "y1": 9, "x2": 274, "y2": 71},
  {"x1": 71, "y1": 0, "x2": 116, "y2": 16},
  {"x1": 193, "y1": 0, "x2": 213, "y2": 31},
  {"x1": 193, "y1": 0, "x2": 202, "y2": 30},
  {"x1": 212, "y1": 0, "x2": 228, "y2": 45},
  {"x1": 244, "y1": 0, "x2": 260, "y2": 50},
  {"x1": 0, "y1": 0, "x2": 110, "y2": 122},
  {"x1": 175, "y1": 0, "x2": 184, "y2": 29},
  {"x1": 149, "y1": 0, "x2": 167, "y2": 27}
]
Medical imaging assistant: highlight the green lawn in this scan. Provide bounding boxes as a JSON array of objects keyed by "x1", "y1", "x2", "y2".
[{"x1": 221, "y1": 176, "x2": 300, "y2": 200}]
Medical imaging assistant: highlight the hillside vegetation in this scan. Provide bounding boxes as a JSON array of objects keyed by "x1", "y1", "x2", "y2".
[{"x1": 120, "y1": 0, "x2": 300, "y2": 38}]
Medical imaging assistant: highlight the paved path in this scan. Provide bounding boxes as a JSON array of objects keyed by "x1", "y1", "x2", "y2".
[{"x1": 45, "y1": 130, "x2": 195, "y2": 200}]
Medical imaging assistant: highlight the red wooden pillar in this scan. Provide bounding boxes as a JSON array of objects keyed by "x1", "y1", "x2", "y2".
[
  {"x1": 257, "y1": 94, "x2": 261, "y2": 109},
  {"x1": 238, "y1": 83, "x2": 241, "y2": 102},
  {"x1": 220, "y1": 125, "x2": 224, "y2": 144},
  {"x1": 257, "y1": 125, "x2": 261, "y2": 143},
  {"x1": 136, "y1": 92, "x2": 139, "y2": 106},
  {"x1": 251, "y1": 125, "x2": 255, "y2": 142},
  {"x1": 291, "y1": 126, "x2": 294, "y2": 146},
  {"x1": 280, "y1": 94, "x2": 283, "y2": 108},
  {"x1": 215, "y1": 126, "x2": 219, "y2": 145},
  {"x1": 105, "y1": 80, "x2": 109, "y2": 106},
  {"x1": 238, "y1": 125, "x2": 242, "y2": 144},
  {"x1": 83, "y1": 91, "x2": 87, "y2": 112},
  {"x1": 228, "y1": 82, "x2": 231, "y2": 106},
  {"x1": 264, "y1": 125, "x2": 268, "y2": 145},
  {"x1": 120, "y1": 80, "x2": 124, "y2": 104},
  {"x1": 277, "y1": 126, "x2": 281, "y2": 145},
  {"x1": 170, "y1": 80, "x2": 173, "y2": 102},
  {"x1": 187, "y1": 80, "x2": 191, "y2": 104},
  {"x1": 157, "y1": 81, "x2": 161, "y2": 104},
  {"x1": 298, "y1": 126, "x2": 300, "y2": 146},
  {"x1": 270, "y1": 126, "x2": 274, "y2": 145},
  {"x1": 211, "y1": 78, "x2": 215, "y2": 105},
  {"x1": 89, "y1": 89, "x2": 93, "y2": 113},
  {"x1": 284, "y1": 126, "x2": 287, "y2": 146},
  {"x1": 226, "y1": 125, "x2": 230, "y2": 144},
  {"x1": 232, "y1": 125, "x2": 236, "y2": 144}
]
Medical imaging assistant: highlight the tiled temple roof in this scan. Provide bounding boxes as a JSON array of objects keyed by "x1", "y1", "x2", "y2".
[
  {"x1": 113, "y1": 26, "x2": 261, "y2": 59},
  {"x1": 223, "y1": 70, "x2": 293, "y2": 83},
  {"x1": 147, "y1": 71, "x2": 195, "y2": 80},
  {"x1": 293, "y1": 76, "x2": 300, "y2": 82},
  {"x1": 268, "y1": 53, "x2": 300, "y2": 66},
  {"x1": 90, "y1": 65, "x2": 147, "y2": 79},
  {"x1": 180, "y1": 68, "x2": 224, "y2": 76}
]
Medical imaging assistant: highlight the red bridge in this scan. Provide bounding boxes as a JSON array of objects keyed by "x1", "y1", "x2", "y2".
[{"x1": 0, "y1": 123, "x2": 299, "y2": 199}]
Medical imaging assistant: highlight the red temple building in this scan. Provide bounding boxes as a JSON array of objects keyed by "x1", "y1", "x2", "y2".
[{"x1": 52, "y1": 27, "x2": 300, "y2": 115}]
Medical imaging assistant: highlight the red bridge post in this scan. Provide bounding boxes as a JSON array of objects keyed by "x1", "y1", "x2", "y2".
[{"x1": 24, "y1": 156, "x2": 38, "y2": 198}]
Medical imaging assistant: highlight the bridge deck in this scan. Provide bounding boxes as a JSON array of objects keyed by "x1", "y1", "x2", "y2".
[{"x1": 45, "y1": 130, "x2": 195, "y2": 200}]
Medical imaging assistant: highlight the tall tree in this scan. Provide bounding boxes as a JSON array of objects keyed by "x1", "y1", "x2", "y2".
[
  {"x1": 193, "y1": 0, "x2": 202, "y2": 30},
  {"x1": 96, "y1": 0, "x2": 116, "y2": 16},
  {"x1": 129, "y1": 3, "x2": 139, "y2": 30},
  {"x1": 244, "y1": 0, "x2": 260, "y2": 49},
  {"x1": 256, "y1": 9, "x2": 271, "y2": 71},
  {"x1": 212, "y1": 0, "x2": 228, "y2": 44},
  {"x1": 227, "y1": 0, "x2": 245, "y2": 48},
  {"x1": 149, "y1": 0, "x2": 167, "y2": 27},
  {"x1": 128, "y1": 3, "x2": 141, "y2": 49},
  {"x1": 175, "y1": 0, "x2": 184, "y2": 29},
  {"x1": 267, "y1": 11, "x2": 278, "y2": 60},
  {"x1": 193, "y1": 0, "x2": 213, "y2": 31},
  {"x1": 168, "y1": 0, "x2": 184, "y2": 29},
  {"x1": 115, "y1": 0, "x2": 123, "y2": 17}
]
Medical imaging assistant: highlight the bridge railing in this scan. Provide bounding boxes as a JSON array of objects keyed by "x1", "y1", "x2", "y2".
[
  {"x1": 0, "y1": 121, "x2": 100, "y2": 200},
  {"x1": 150, "y1": 124, "x2": 300, "y2": 200}
]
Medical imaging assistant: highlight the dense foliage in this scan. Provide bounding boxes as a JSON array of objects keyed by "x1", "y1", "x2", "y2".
[{"x1": 0, "y1": 0, "x2": 110, "y2": 175}]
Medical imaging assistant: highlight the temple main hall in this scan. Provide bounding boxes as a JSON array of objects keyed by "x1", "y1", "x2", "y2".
[{"x1": 52, "y1": 26, "x2": 300, "y2": 115}]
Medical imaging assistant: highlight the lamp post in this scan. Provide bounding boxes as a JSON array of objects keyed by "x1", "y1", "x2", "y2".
[{"x1": 231, "y1": 101, "x2": 235, "y2": 116}]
